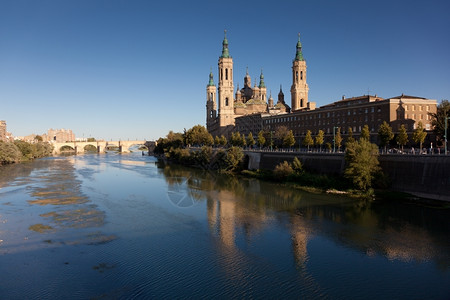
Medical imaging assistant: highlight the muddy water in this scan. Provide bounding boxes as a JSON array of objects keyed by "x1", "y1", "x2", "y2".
[{"x1": 0, "y1": 154, "x2": 449, "y2": 299}]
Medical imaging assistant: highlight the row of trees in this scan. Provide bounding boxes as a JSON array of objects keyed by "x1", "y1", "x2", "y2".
[{"x1": 0, "y1": 141, "x2": 54, "y2": 165}]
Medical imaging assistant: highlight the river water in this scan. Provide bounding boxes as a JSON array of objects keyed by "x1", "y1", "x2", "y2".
[{"x1": 0, "y1": 153, "x2": 449, "y2": 299}]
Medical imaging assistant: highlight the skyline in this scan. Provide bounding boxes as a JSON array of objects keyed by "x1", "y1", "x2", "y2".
[{"x1": 1, "y1": 0, "x2": 449, "y2": 141}]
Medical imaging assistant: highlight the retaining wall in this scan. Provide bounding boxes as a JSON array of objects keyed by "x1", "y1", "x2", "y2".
[{"x1": 245, "y1": 151, "x2": 450, "y2": 201}]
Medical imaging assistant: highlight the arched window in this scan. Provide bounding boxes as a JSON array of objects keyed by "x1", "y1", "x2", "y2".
[
  {"x1": 296, "y1": 71, "x2": 299, "y2": 82},
  {"x1": 209, "y1": 92, "x2": 213, "y2": 101},
  {"x1": 225, "y1": 69, "x2": 228, "y2": 80},
  {"x1": 300, "y1": 71, "x2": 303, "y2": 80},
  {"x1": 220, "y1": 69, "x2": 223, "y2": 81},
  {"x1": 301, "y1": 99, "x2": 304, "y2": 107},
  {"x1": 225, "y1": 97, "x2": 229, "y2": 106}
]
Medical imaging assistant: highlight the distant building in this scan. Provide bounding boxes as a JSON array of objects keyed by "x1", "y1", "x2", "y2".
[
  {"x1": 43, "y1": 128, "x2": 75, "y2": 143},
  {"x1": 206, "y1": 32, "x2": 437, "y2": 146},
  {"x1": 0, "y1": 120, "x2": 7, "y2": 142}
]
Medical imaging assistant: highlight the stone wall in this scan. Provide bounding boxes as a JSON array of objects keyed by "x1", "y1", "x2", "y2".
[{"x1": 245, "y1": 151, "x2": 450, "y2": 201}]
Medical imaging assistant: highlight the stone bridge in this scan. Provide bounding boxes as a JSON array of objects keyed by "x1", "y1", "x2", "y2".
[{"x1": 52, "y1": 140, "x2": 155, "y2": 155}]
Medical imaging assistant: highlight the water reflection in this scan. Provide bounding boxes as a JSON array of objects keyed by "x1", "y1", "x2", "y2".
[{"x1": 158, "y1": 163, "x2": 450, "y2": 270}]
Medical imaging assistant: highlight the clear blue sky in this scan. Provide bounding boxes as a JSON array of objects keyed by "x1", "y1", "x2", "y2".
[{"x1": 1, "y1": 0, "x2": 449, "y2": 141}]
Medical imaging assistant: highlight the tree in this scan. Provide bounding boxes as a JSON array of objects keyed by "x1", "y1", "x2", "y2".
[
  {"x1": 292, "y1": 157, "x2": 303, "y2": 174},
  {"x1": 325, "y1": 142, "x2": 332, "y2": 152},
  {"x1": 185, "y1": 125, "x2": 213, "y2": 146},
  {"x1": 241, "y1": 134, "x2": 247, "y2": 147},
  {"x1": 257, "y1": 130, "x2": 266, "y2": 149},
  {"x1": 378, "y1": 121, "x2": 394, "y2": 153},
  {"x1": 396, "y1": 124, "x2": 408, "y2": 152},
  {"x1": 315, "y1": 130, "x2": 324, "y2": 151},
  {"x1": 412, "y1": 121, "x2": 427, "y2": 153},
  {"x1": 230, "y1": 132, "x2": 242, "y2": 147},
  {"x1": 219, "y1": 135, "x2": 227, "y2": 147},
  {"x1": 428, "y1": 99, "x2": 450, "y2": 145},
  {"x1": 303, "y1": 130, "x2": 314, "y2": 151},
  {"x1": 344, "y1": 139, "x2": 381, "y2": 191},
  {"x1": 225, "y1": 146, "x2": 244, "y2": 171},
  {"x1": 283, "y1": 130, "x2": 296, "y2": 148},
  {"x1": 0, "y1": 141, "x2": 22, "y2": 165},
  {"x1": 246, "y1": 132, "x2": 255, "y2": 148},
  {"x1": 274, "y1": 126, "x2": 289, "y2": 148},
  {"x1": 35, "y1": 135, "x2": 43, "y2": 142},
  {"x1": 347, "y1": 127, "x2": 355, "y2": 144},
  {"x1": 214, "y1": 136, "x2": 220, "y2": 147},
  {"x1": 360, "y1": 125, "x2": 370, "y2": 141},
  {"x1": 87, "y1": 137, "x2": 96, "y2": 142},
  {"x1": 335, "y1": 127, "x2": 343, "y2": 151}
]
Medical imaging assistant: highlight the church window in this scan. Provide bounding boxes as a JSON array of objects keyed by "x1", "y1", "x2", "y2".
[
  {"x1": 300, "y1": 71, "x2": 303, "y2": 80},
  {"x1": 296, "y1": 71, "x2": 299, "y2": 82},
  {"x1": 225, "y1": 98, "x2": 229, "y2": 106},
  {"x1": 301, "y1": 99, "x2": 304, "y2": 107},
  {"x1": 220, "y1": 69, "x2": 223, "y2": 81},
  {"x1": 225, "y1": 69, "x2": 228, "y2": 80},
  {"x1": 210, "y1": 93, "x2": 213, "y2": 101}
]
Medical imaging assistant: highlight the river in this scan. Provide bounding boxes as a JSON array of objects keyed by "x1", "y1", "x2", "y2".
[{"x1": 0, "y1": 153, "x2": 449, "y2": 299}]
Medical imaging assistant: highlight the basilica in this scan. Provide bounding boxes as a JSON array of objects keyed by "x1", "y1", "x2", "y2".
[
  {"x1": 206, "y1": 32, "x2": 436, "y2": 144},
  {"x1": 206, "y1": 32, "x2": 310, "y2": 137}
]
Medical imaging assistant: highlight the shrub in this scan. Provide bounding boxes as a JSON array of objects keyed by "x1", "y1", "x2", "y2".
[
  {"x1": 0, "y1": 141, "x2": 22, "y2": 165},
  {"x1": 274, "y1": 161, "x2": 294, "y2": 180},
  {"x1": 292, "y1": 157, "x2": 303, "y2": 174}
]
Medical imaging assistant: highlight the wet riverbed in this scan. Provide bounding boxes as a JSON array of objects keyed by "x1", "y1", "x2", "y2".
[{"x1": 0, "y1": 154, "x2": 449, "y2": 299}]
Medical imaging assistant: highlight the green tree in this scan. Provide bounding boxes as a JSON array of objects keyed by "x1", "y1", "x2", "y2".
[
  {"x1": 0, "y1": 141, "x2": 22, "y2": 165},
  {"x1": 396, "y1": 124, "x2": 408, "y2": 152},
  {"x1": 246, "y1": 132, "x2": 256, "y2": 148},
  {"x1": 14, "y1": 140, "x2": 33, "y2": 160},
  {"x1": 185, "y1": 125, "x2": 213, "y2": 146},
  {"x1": 230, "y1": 132, "x2": 242, "y2": 147},
  {"x1": 412, "y1": 121, "x2": 427, "y2": 153},
  {"x1": 283, "y1": 130, "x2": 296, "y2": 148},
  {"x1": 378, "y1": 121, "x2": 394, "y2": 153},
  {"x1": 257, "y1": 130, "x2": 266, "y2": 149},
  {"x1": 219, "y1": 135, "x2": 227, "y2": 147},
  {"x1": 303, "y1": 130, "x2": 314, "y2": 151},
  {"x1": 360, "y1": 125, "x2": 370, "y2": 141},
  {"x1": 344, "y1": 139, "x2": 381, "y2": 191},
  {"x1": 241, "y1": 134, "x2": 247, "y2": 147},
  {"x1": 347, "y1": 127, "x2": 355, "y2": 144},
  {"x1": 35, "y1": 135, "x2": 43, "y2": 142},
  {"x1": 87, "y1": 137, "x2": 96, "y2": 142},
  {"x1": 428, "y1": 99, "x2": 450, "y2": 145},
  {"x1": 225, "y1": 146, "x2": 244, "y2": 171},
  {"x1": 214, "y1": 136, "x2": 220, "y2": 146},
  {"x1": 315, "y1": 130, "x2": 324, "y2": 151},
  {"x1": 335, "y1": 127, "x2": 343, "y2": 151}
]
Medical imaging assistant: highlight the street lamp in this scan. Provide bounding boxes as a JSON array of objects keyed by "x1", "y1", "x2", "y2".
[
  {"x1": 333, "y1": 126, "x2": 339, "y2": 153},
  {"x1": 445, "y1": 117, "x2": 450, "y2": 155}
]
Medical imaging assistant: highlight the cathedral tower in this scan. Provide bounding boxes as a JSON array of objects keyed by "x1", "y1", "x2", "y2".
[
  {"x1": 206, "y1": 70, "x2": 217, "y2": 130},
  {"x1": 290, "y1": 33, "x2": 309, "y2": 111},
  {"x1": 218, "y1": 30, "x2": 235, "y2": 128}
]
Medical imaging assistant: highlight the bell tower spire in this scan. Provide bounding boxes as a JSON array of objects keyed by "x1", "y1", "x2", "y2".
[
  {"x1": 291, "y1": 33, "x2": 309, "y2": 111},
  {"x1": 218, "y1": 30, "x2": 235, "y2": 132}
]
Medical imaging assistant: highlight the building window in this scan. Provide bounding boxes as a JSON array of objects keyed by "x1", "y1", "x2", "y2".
[
  {"x1": 412, "y1": 105, "x2": 415, "y2": 111},
  {"x1": 296, "y1": 71, "x2": 299, "y2": 82},
  {"x1": 300, "y1": 71, "x2": 303, "y2": 80},
  {"x1": 405, "y1": 105, "x2": 408, "y2": 110},
  {"x1": 426, "y1": 105, "x2": 430, "y2": 111},
  {"x1": 225, "y1": 97, "x2": 229, "y2": 106},
  {"x1": 225, "y1": 69, "x2": 228, "y2": 80}
]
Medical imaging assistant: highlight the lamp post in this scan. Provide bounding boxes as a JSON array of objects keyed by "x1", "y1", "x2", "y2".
[
  {"x1": 445, "y1": 117, "x2": 450, "y2": 155},
  {"x1": 333, "y1": 126, "x2": 338, "y2": 153}
]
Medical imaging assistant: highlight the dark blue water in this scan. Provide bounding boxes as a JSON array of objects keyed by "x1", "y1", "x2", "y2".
[{"x1": 0, "y1": 154, "x2": 449, "y2": 299}]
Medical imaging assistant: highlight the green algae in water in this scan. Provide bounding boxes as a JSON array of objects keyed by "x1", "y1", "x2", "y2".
[{"x1": 29, "y1": 224, "x2": 53, "y2": 233}]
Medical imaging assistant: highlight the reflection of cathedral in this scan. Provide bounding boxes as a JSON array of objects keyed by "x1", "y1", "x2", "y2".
[{"x1": 206, "y1": 31, "x2": 308, "y2": 137}]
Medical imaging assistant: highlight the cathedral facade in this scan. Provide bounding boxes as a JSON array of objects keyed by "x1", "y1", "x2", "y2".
[{"x1": 206, "y1": 32, "x2": 309, "y2": 137}]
